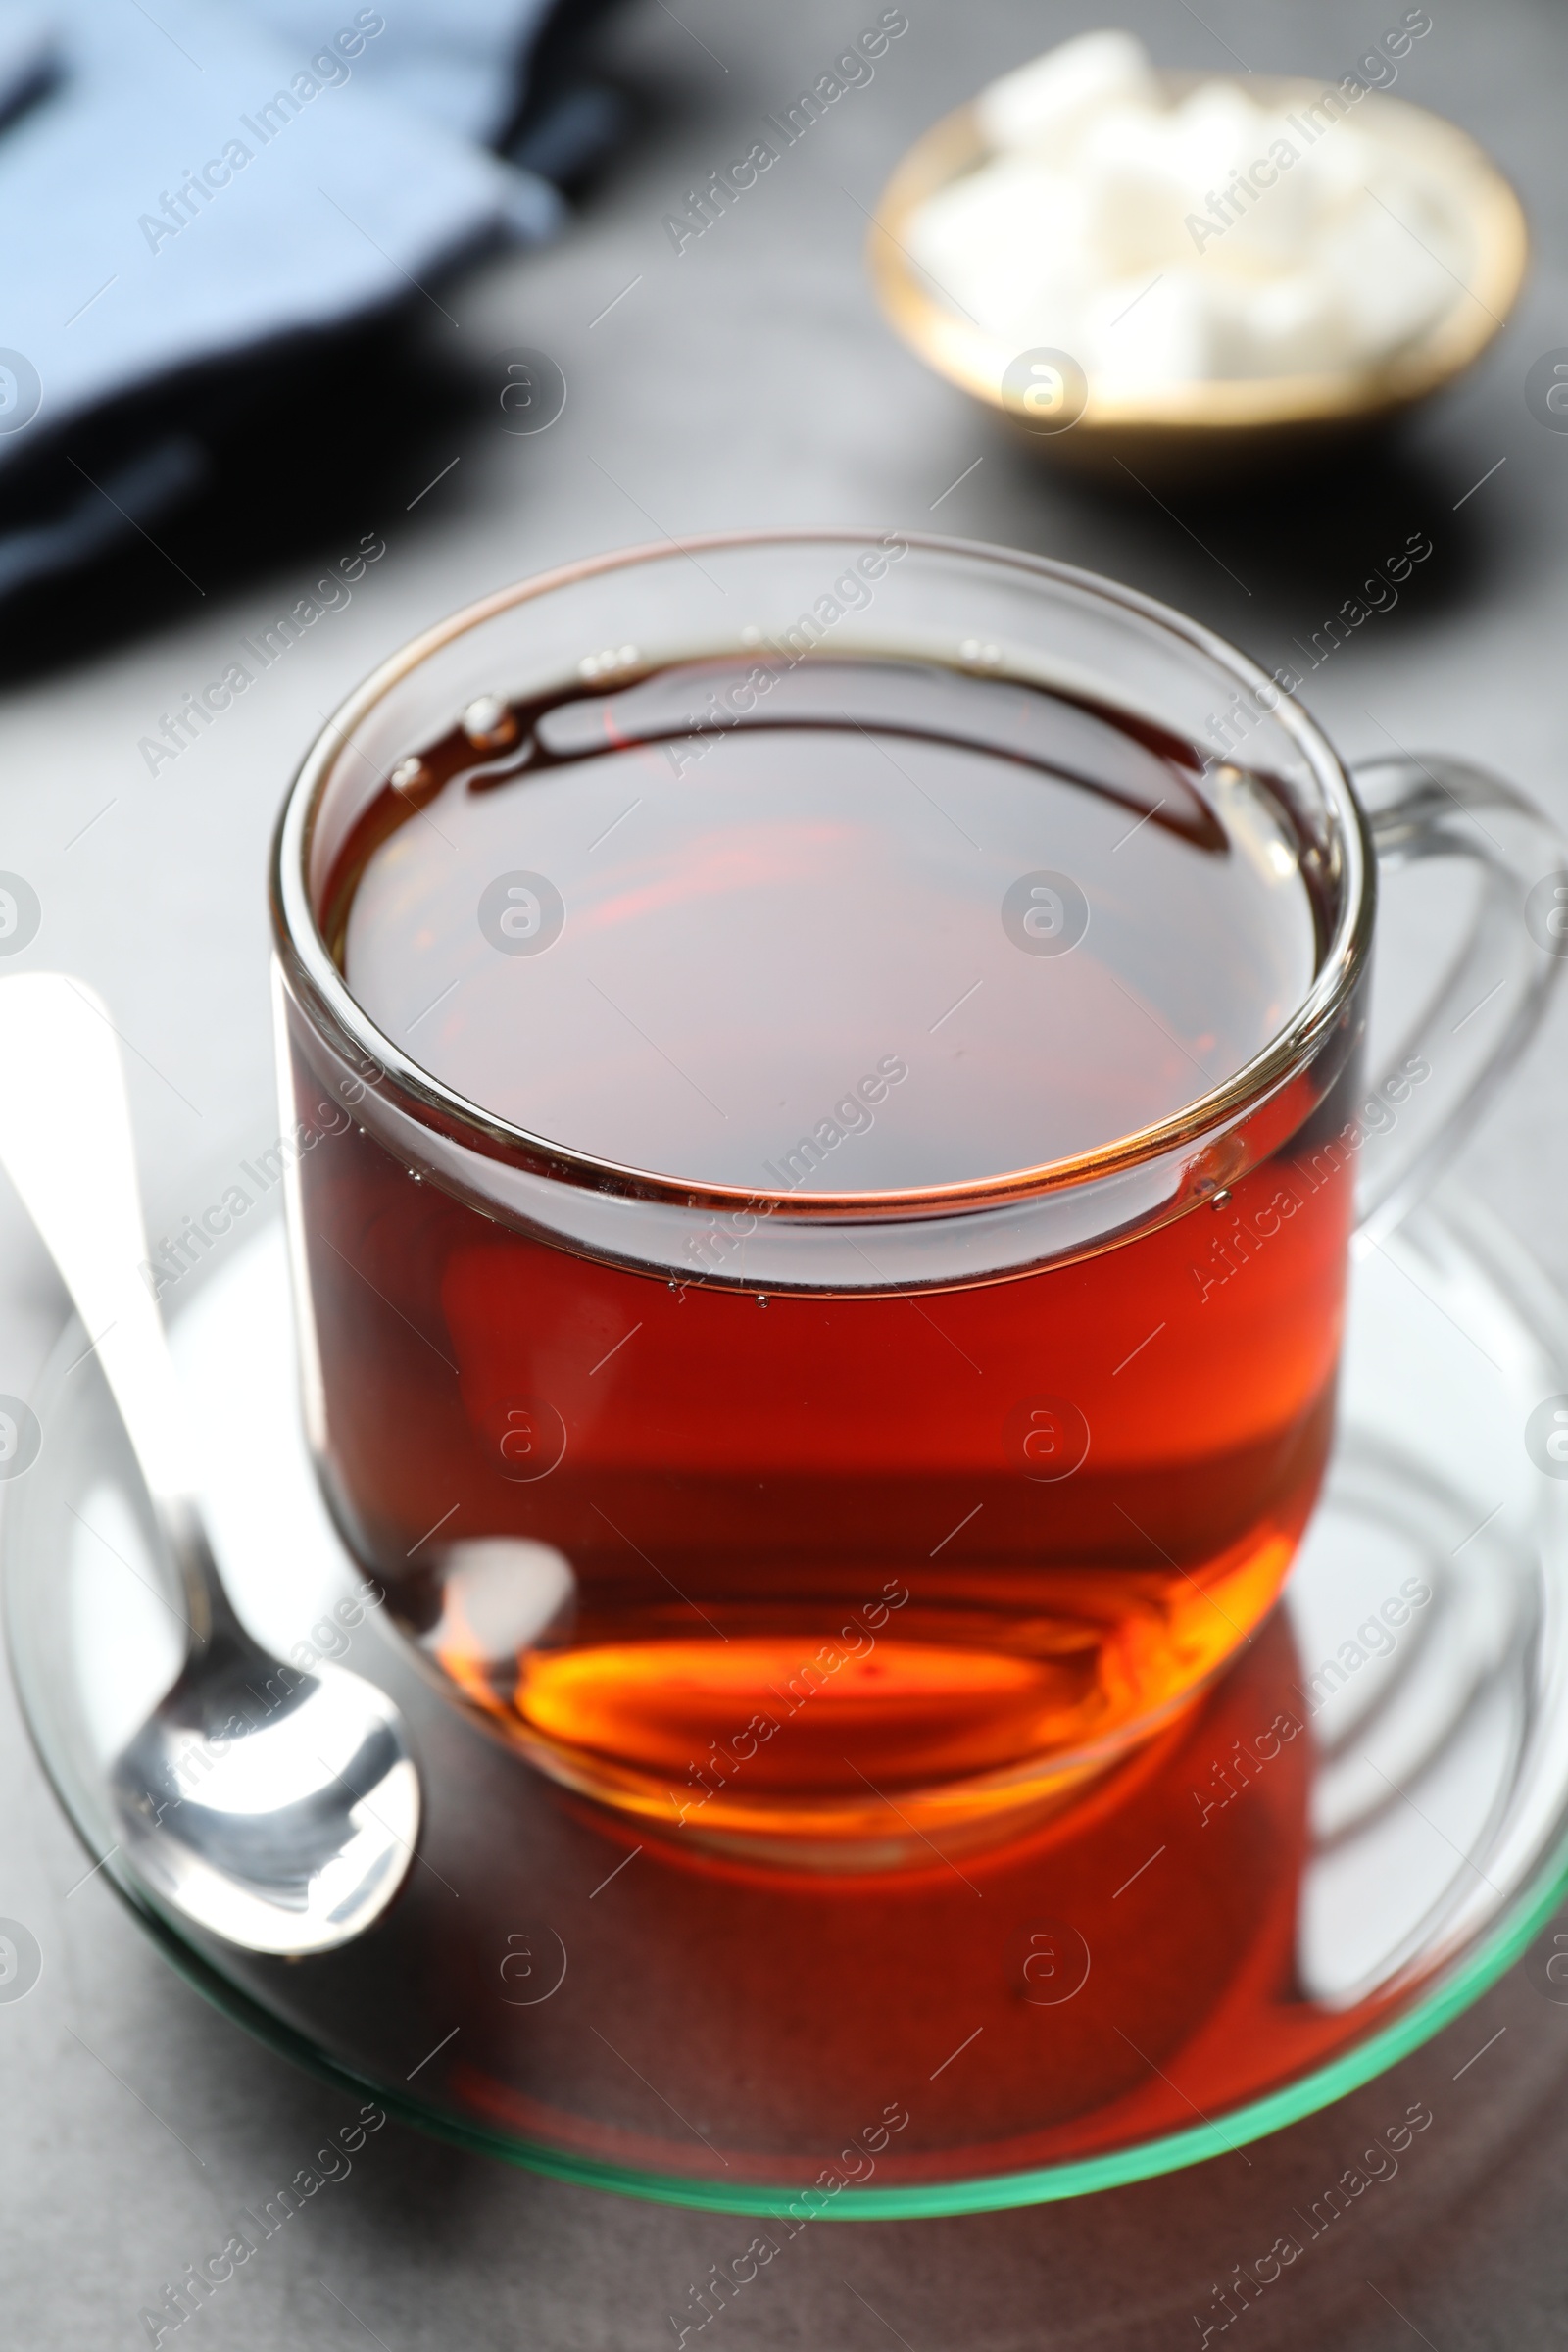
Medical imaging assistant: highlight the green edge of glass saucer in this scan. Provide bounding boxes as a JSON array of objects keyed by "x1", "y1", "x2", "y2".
[{"x1": 90, "y1": 1835, "x2": 1568, "y2": 2219}]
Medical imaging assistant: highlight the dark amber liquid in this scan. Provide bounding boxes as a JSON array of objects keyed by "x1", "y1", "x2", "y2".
[{"x1": 289, "y1": 655, "x2": 1355, "y2": 1856}]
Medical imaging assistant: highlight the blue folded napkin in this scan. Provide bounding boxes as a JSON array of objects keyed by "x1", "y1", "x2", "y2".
[{"x1": 0, "y1": 0, "x2": 612, "y2": 623}]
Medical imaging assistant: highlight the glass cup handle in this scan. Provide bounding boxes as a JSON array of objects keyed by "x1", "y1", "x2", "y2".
[{"x1": 1349, "y1": 753, "x2": 1568, "y2": 1239}]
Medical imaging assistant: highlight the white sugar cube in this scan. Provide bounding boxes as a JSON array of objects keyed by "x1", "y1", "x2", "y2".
[
  {"x1": 1076, "y1": 108, "x2": 1208, "y2": 270},
  {"x1": 975, "y1": 30, "x2": 1158, "y2": 157},
  {"x1": 1169, "y1": 79, "x2": 1272, "y2": 167},
  {"x1": 906, "y1": 157, "x2": 1095, "y2": 340},
  {"x1": 1316, "y1": 189, "x2": 1457, "y2": 361},
  {"x1": 1082, "y1": 269, "x2": 1213, "y2": 389},
  {"x1": 923, "y1": 32, "x2": 1468, "y2": 386},
  {"x1": 1204, "y1": 269, "x2": 1350, "y2": 376}
]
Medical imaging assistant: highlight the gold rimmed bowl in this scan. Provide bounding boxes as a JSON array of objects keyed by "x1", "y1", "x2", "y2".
[{"x1": 868, "y1": 74, "x2": 1528, "y2": 479}]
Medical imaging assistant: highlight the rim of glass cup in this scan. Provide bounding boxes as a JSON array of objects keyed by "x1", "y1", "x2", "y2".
[{"x1": 271, "y1": 529, "x2": 1375, "y2": 1218}]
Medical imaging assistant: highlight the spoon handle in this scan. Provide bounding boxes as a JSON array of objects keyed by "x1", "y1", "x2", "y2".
[{"x1": 0, "y1": 972, "x2": 234, "y2": 1645}]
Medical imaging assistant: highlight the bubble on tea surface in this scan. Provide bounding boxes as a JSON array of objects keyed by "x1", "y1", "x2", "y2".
[
  {"x1": 464, "y1": 695, "x2": 518, "y2": 752},
  {"x1": 1004, "y1": 1396, "x2": 1090, "y2": 1481},
  {"x1": 1001, "y1": 869, "x2": 1089, "y2": 956},
  {"x1": 1524, "y1": 871, "x2": 1568, "y2": 957},
  {"x1": 478, "y1": 870, "x2": 565, "y2": 956},
  {"x1": 0, "y1": 873, "x2": 41, "y2": 957},
  {"x1": 0, "y1": 1918, "x2": 41, "y2": 2002},
  {"x1": 1008, "y1": 1918, "x2": 1091, "y2": 2006},
  {"x1": 1525, "y1": 1394, "x2": 1568, "y2": 1478},
  {"x1": 578, "y1": 645, "x2": 641, "y2": 680}
]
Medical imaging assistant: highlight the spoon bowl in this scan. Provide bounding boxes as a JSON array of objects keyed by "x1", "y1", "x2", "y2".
[
  {"x1": 111, "y1": 1638, "x2": 419, "y2": 1956},
  {"x1": 0, "y1": 972, "x2": 419, "y2": 1956}
]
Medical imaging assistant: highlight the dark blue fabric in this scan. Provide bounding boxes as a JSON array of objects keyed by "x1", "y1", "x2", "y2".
[{"x1": 0, "y1": 0, "x2": 604, "y2": 614}]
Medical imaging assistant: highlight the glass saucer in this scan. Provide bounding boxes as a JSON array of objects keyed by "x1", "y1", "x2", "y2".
[{"x1": 7, "y1": 1187, "x2": 1568, "y2": 2216}]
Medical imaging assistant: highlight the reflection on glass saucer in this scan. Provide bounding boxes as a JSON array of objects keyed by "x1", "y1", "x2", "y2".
[{"x1": 6, "y1": 1189, "x2": 1567, "y2": 2214}]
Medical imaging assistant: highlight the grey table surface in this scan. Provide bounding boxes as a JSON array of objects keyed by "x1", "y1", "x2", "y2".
[{"x1": 4, "y1": 1, "x2": 1568, "y2": 2344}]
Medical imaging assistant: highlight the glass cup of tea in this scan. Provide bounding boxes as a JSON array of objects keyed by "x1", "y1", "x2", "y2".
[{"x1": 270, "y1": 531, "x2": 1562, "y2": 1867}]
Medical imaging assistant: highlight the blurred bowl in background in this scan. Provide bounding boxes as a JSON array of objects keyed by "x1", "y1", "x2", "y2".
[{"x1": 868, "y1": 74, "x2": 1527, "y2": 482}]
